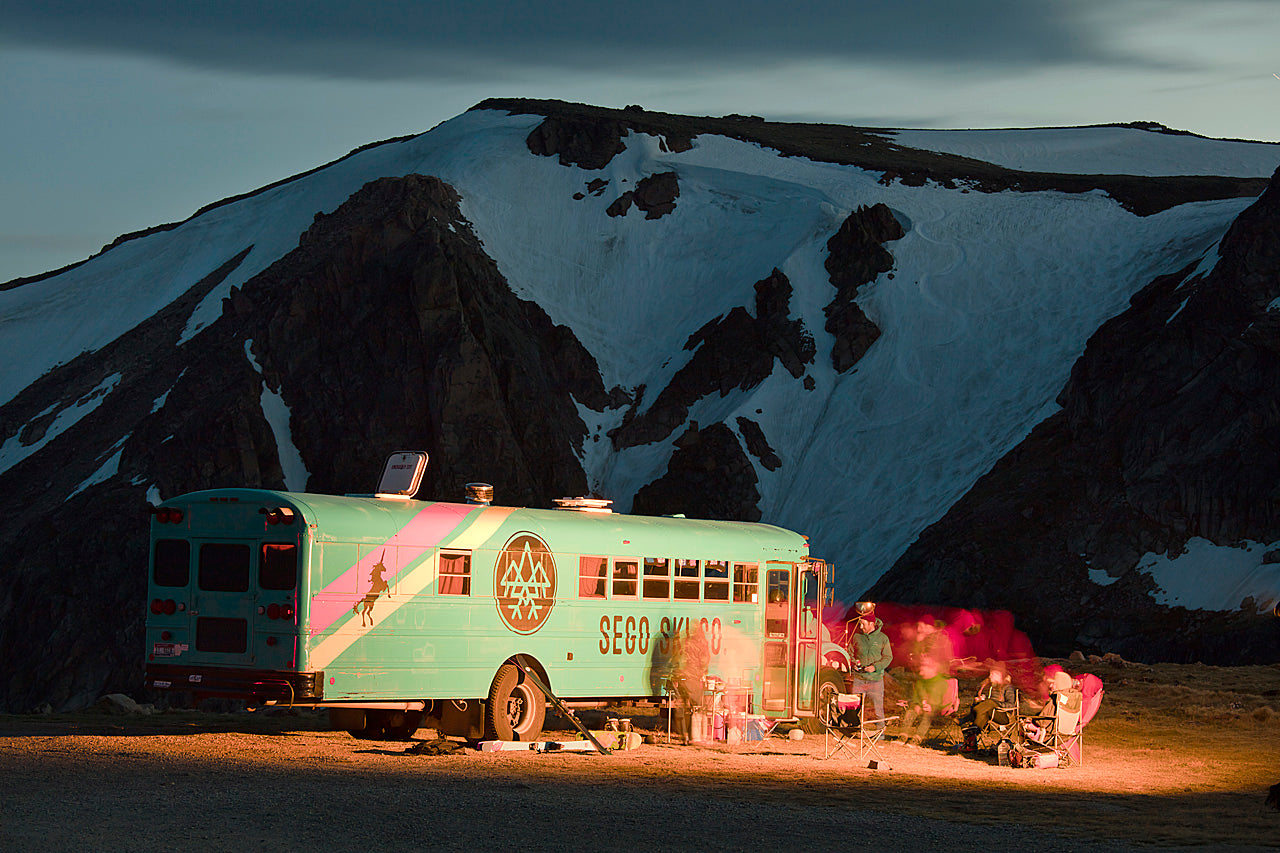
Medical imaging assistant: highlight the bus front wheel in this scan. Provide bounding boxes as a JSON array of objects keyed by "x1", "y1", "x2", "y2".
[
  {"x1": 802, "y1": 670, "x2": 845, "y2": 734},
  {"x1": 485, "y1": 662, "x2": 546, "y2": 742}
]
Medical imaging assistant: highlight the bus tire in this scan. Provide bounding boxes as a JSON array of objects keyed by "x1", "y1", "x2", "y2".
[
  {"x1": 803, "y1": 669, "x2": 845, "y2": 734},
  {"x1": 331, "y1": 708, "x2": 384, "y2": 740},
  {"x1": 382, "y1": 710, "x2": 423, "y2": 741},
  {"x1": 485, "y1": 662, "x2": 546, "y2": 741}
]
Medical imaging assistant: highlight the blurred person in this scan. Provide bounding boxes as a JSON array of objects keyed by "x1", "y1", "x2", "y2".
[
  {"x1": 897, "y1": 657, "x2": 950, "y2": 747},
  {"x1": 667, "y1": 623, "x2": 710, "y2": 744},
  {"x1": 959, "y1": 661, "x2": 1017, "y2": 731},
  {"x1": 909, "y1": 616, "x2": 954, "y2": 676}
]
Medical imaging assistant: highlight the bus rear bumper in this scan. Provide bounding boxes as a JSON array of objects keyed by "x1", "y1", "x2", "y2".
[{"x1": 145, "y1": 664, "x2": 324, "y2": 702}]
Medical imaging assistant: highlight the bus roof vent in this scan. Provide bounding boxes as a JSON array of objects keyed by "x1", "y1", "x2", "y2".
[
  {"x1": 375, "y1": 451, "x2": 428, "y2": 500},
  {"x1": 464, "y1": 483, "x2": 494, "y2": 505},
  {"x1": 553, "y1": 496, "x2": 613, "y2": 514}
]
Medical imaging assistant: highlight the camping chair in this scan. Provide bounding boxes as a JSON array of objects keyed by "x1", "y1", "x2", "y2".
[
  {"x1": 823, "y1": 692, "x2": 862, "y2": 759},
  {"x1": 1019, "y1": 672, "x2": 1104, "y2": 767},
  {"x1": 823, "y1": 691, "x2": 899, "y2": 766},
  {"x1": 962, "y1": 689, "x2": 1019, "y2": 756}
]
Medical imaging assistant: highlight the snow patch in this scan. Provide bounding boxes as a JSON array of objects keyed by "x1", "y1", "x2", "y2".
[
  {"x1": 244, "y1": 341, "x2": 310, "y2": 491},
  {"x1": 0, "y1": 373, "x2": 122, "y2": 475},
  {"x1": 890, "y1": 126, "x2": 1280, "y2": 177},
  {"x1": 1135, "y1": 538, "x2": 1280, "y2": 612},
  {"x1": 69, "y1": 437, "x2": 127, "y2": 498},
  {"x1": 1088, "y1": 567, "x2": 1119, "y2": 586}
]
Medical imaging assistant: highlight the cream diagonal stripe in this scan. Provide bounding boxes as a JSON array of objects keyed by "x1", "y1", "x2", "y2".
[{"x1": 307, "y1": 507, "x2": 513, "y2": 672}]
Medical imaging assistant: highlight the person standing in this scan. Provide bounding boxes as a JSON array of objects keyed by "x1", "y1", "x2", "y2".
[{"x1": 846, "y1": 602, "x2": 892, "y2": 726}]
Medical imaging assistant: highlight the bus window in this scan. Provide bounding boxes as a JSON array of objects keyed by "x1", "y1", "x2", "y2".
[
  {"x1": 800, "y1": 569, "x2": 819, "y2": 638},
  {"x1": 612, "y1": 559, "x2": 638, "y2": 597},
  {"x1": 704, "y1": 560, "x2": 730, "y2": 601},
  {"x1": 439, "y1": 551, "x2": 471, "y2": 595},
  {"x1": 642, "y1": 557, "x2": 670, "y2": 599},
  {"x1": 765, "y1": 568, "x2": 789, "y2": 637},
  {"x1": 674, "y1": 559, "x2": 700, "y2": 600},
  {"x1": 733, "y1": 562, "x2": 758, "y2": 603},
  {"x1": 154, "y1": 539, "x2": 190, "y2": 587},
  {"x1": 198, "y1": 543, "x2": 250, "y2": 592},
  {"x1": 579, "y1": 555, "x2": 607, "y2": 598},
  {"x1": 260, "y1": 543, "x2": 298, "y2": 591}
]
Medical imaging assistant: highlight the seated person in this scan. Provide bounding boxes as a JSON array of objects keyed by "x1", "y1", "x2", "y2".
[
  {"x1": 959, "y1": 662, "x2": 1017, "y2": 730},
  {"x1": 897, "y1": 659, "x2": 949, "y2": 747}
]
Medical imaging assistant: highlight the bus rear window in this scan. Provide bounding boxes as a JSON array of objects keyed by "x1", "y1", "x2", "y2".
[
  {"x1": 153, "y1": 539, "x2": 190, "y2": 587},
  {"x1": 579, "y1": 556, "x2": 607, "y2": 598},
  {"x1": 196, "y1": 617, "x2": 247, "y2": 653},
  {"x1": 199, "y1": 543, "x2": 250, "y2": 592},
  {"x1": 440, "y1": 551, "x2": 471, "y2": 595},
  {"x1": 674, "y1": 559, "x2": 700, "y2": 600},
  {"x1": 260, "y1": 543, "x2": 297, "y2": 591},
  {"x1": 612, "y1": 559, "x2": 638, "y2": 597},
  {"x1": 642, "y1": 557, "x2": 669, "y2": 599}
]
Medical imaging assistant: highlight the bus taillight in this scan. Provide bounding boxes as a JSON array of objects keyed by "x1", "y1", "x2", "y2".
[
  {"x1": 267, "y1": 603, "x2": 281, "y2": 620},
  {"x1": 151, "y1": 507, "x2": 184, "y2": 524},
  {"x1": 151, "y1": 598, "x2": 179, "y2": 615},
  {"x1": 260, "y1": 507, "x2": 296, "y2": 526}
]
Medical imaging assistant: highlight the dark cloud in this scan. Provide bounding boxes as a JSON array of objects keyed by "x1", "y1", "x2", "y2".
[{"x1": 4, "y1": 0, "x2": 1147, "y2": 80}]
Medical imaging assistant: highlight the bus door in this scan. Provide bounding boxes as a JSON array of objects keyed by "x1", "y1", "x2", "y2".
[
  {"x1": 190, "y1": 540, "x2": 257, "y2": 665},
  {"x1": 761, "y1": 565, "x2": 791, "y2": 714},
  {"x1": 760, "y1": 562, "x2": 823, "y2": 719},
  {"x1": 792, "y1": 562, "x2": 824, "y2": 720}
]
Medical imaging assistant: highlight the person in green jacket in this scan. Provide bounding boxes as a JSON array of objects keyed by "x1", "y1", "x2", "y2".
[{"x1": 847, "y1": 602, "x2": 893, "y2": 726}]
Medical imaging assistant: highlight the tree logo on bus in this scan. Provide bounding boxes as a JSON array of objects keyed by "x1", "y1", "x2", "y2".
[{"x1": 494, "y1": 532, "x2": 557, "y2": 635}]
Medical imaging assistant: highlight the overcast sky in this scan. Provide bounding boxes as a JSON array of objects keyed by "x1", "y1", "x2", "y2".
[{"x1": 3, "y1": 0, "x2": 1279, "y2": 283}]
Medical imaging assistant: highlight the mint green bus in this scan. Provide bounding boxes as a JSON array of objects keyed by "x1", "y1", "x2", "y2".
[{"x1": 144, "y1": 481, "x2": 847, "y2": 741}]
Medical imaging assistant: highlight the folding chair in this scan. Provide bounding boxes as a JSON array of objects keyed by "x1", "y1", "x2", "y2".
[
  {"x1": 823, "y1": 692, "x2": 862, "y2": 759},
  {"x1": 1019, "y1": 672, "x2": 1104, "y2": 767},
  {"x1": 823, "y1": 692, "x2": 898, "y2": 767},
  {"x1": 856, "y1": 702, "x2": 899, "y2": 767}
]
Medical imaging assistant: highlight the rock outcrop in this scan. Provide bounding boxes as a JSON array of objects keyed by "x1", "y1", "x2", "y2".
[
  {"x1": 609, "y1": 268, "x2": 815, "y2": 449},
  {"x1": 606, "y1": 171, "x2": 680, "y2": 219},
  {"x1": 824, "y1": 203, "x2": 904, "y2": 372},
  {"x1": 631, "y1": 422, "x2": 762, "y2": 521}
]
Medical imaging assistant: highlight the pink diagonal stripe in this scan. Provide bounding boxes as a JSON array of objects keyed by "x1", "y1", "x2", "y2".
[{"x1": 308, "y1": 502, "x2": 478, "y2": 636}]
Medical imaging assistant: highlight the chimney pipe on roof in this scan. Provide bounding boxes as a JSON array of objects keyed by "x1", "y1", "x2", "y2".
[{"x1": 465, "y1": 483, "x2": 494, "y2": 505}]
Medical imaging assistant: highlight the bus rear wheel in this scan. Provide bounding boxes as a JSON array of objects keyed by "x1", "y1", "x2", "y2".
[{"x1": 485, "y1": 662, "x2": 546, "y2": 742}]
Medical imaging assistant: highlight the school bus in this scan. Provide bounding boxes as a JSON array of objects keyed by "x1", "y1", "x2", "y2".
[{"x1": 143, "y1": 456, "x2": 849, "y2": 740}]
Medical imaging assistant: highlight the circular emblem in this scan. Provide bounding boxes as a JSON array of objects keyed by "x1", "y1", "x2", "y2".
[{"x1": 494, "y1": 532, "x2": 557, "y2": 635}]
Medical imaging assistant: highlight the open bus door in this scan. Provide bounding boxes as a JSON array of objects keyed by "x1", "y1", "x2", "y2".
[{"x1": 760, "y1": 561, "x2": 825, "y2": 724}]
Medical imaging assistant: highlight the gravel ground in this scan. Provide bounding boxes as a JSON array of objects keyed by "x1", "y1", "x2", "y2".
[{"x1": 1, "y1": 704, "x2": 1275, "y2": 852}]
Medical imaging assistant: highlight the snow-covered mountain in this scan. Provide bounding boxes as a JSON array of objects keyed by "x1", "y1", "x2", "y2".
[{"x1": 2, "y1": 99, "x2": 1278, "y2": 710}]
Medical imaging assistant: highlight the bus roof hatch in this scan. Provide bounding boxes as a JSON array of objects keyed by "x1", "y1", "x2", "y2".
[{"x1": 375, "y1": 451, "x2": 428, "y2": 499}]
